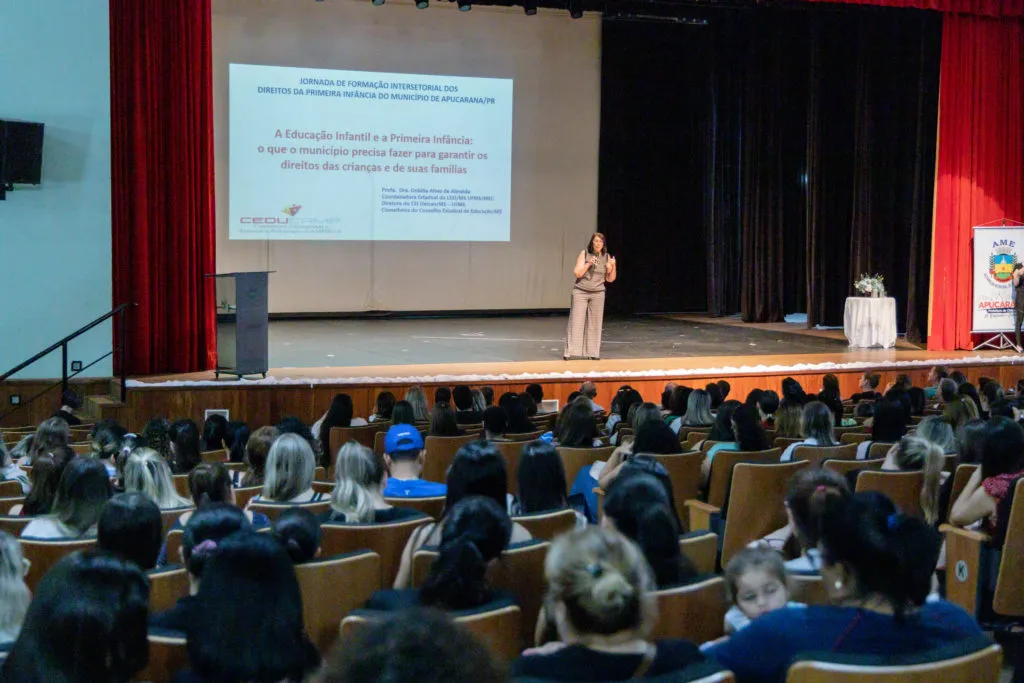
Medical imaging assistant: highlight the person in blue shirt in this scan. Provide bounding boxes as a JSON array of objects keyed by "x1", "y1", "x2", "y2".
[
  {"x1": 381, "y1": 424, "x2": 447, "y2": 498},
  {"x1": 706, "y1": 491, "x2": 984, "y2": 683}
]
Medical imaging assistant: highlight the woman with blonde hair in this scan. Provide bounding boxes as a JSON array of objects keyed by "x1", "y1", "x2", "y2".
[
  {"x1": 326, "y1": 442, "x2": 419, "y2": 524},
  {"x1": 256, "y1": 433, "x2": 324, "y2": 504},
  {"x1": 0, "y1": 530, "x2": 30, "y2": 645},
  {"x1": 773, "y1": 400, "x2": 803, "y2": 439},
  {"x1": 883, "y1": 436, "x2": 945, "y2": 525},
  {"x1": 404, "y1": 386, "x2": 430, "y2": 422},
  {"x1": 123, "y1": 448, "x2": 192, "y2": 510},
  {"x1": 513, "y1": 526, "x2": 703, "y2": 680},
  {"x1": 23, "y1": 416, "x2": 71, "y2": 465}
]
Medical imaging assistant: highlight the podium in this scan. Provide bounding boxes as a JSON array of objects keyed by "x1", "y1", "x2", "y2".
[{"x1": 206, "y1": 272, "x2": 272, "y2": 379}]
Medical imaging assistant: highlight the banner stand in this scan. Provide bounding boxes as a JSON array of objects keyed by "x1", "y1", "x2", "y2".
[
  {"x1": 973, "y1": 332, "x2": 1017, "y2": 351},
  {"x1": 971, "y1": 220, "x2": 1024, "y2": 350}
]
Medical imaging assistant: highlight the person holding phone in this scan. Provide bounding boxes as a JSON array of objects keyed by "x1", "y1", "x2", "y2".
[
  {"x1": 1014, "y1": 262, "x2": 1024, "y2": 352},
  {"x1": 565, "y1": 232, "x2": 617, "y2": 361}
]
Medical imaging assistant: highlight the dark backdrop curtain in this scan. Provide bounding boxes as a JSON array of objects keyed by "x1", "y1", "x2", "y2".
[
  {"x1": 110, "y1": 0, "x2": 216, "y2": 374},
  {"x1": 598, "y1": 5, "x2": 940, "y2": 339}
]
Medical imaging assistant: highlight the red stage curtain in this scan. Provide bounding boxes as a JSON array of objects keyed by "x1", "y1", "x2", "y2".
[
  {"x1": 928, "y1": 15, "x2": 1024, "y2": 350},
  {"x1": 800, "y1": 0, "x2": 1024, "y2": 17},
  {"x1": 110, "y1": 0, "x2": 216, "y2": 374}
]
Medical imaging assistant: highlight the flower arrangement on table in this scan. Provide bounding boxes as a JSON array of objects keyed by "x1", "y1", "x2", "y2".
[{"x1": 854, "y1": 274, "x2": 886, "y2": 298}]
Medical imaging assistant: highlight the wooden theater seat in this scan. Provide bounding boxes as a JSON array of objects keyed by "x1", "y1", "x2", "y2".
[
  {"x1": 790, "y1": 443, "x2": 858, "y2": 470},
  {"x1": 233, "y1": 485, "x2": 262, "y2": 510},
  {"x1": 680, "y1": 531, "x2": 719, "y2": 576},
  {"x1": 702, "y1": 448, "x2": 783, "y2": 510},
  {"x1": 649, "y1": 576, "x2": 729, "y2": 645},
  {"x1": 789, "y1": 573, "x2": 830, "y2": 606},
  {"x1": 172, "y1": 475, "x2": 190, "y2": 498},
  {"x1": 556, "y1": 446, "x2": 615, "y2": 494},
  {"x1": 493, "y1": 440, "x2": 525, "y2": 495},
  {"x1": 0, "y1": 480, "x2": 22, "y2": 498},
  {"x1": 505, "y1": 430, "x2": 545, "y2": 442},
  {"x1": 133, "y1": 632, "x2": 188, "y2": 683},
  {"x1": 855, "y1": 470, "x2": 924, "y2": 519},
  {"x1": 944, "y1": 464, "x2": 978, "y2": 523},
  {"x1": 296, "y1": 550, "x2": 381, "y2": 653},
  {"x1": 159, "y1": 506, "x2": 192, "y2": 540},
  {"x1": 422, "y1": 434, "x2": 480, "y2": 484},
  {"x1": 248, "y1": 499, "x2": 332, "y2": 521},
  {"x1": 330, "y1": 424, "x2": 385, "y2": 456},
  {"x1": 384, "y1": 495, "x2": 445, "y2": 520},
  {"x1": 823, "y1": 457, "x2": 884, "y2": 477},
  {"x1": 840, "y1": 432, "x2": 870, "y2": 445},
  {"x1": 320, "y1": 514, "x2": 431, "y2": 588},
  {"x1": 20, "y1": 537, "x2": 96, "y2": 592},
  {"x1": 200, "y1": 448, "x2": 228, "y2": 463},
  {"x1": 146, "y1": 565, "x2": 189, "y2": 613},
  {"x1": 0, "y1": 514, "x2": 31, "y2": 537},
  {"x1": 512, "y1": 508, "x2": 577, "y2": 542},
  {"x1": 652, "y1": 451, "x2": 705, "y2": 530}
]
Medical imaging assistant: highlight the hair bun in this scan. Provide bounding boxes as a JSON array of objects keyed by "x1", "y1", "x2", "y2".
[{"x1": 590, "y1": 567, "x2": 635, "y2": 610}]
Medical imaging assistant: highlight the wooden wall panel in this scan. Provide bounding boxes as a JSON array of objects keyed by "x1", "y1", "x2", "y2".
[{"x1": 0, "y1": 379, "x2": 111, "y2": 428}]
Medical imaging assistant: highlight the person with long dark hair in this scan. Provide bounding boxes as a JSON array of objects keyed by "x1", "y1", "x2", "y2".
[
  {"x1": 201, "y1": 414, "x2": 228, "y2": 453},
  {"x1": 514, "y1": 441, "x2": 585, "y2": 527},
  {"x1": 564, "y1": 232, "x2": 617, "y2": 361},
  {"x1": 170, "y1": 418, "x2": 203, "y2": 474},
  {"x1": 369, "y1": 391, "x2": 396, "y2": 424},
  {"x1": 21, "y1": 457, "x2": 112, "y2": 539},
  {"x1": 313, "y1": 393, "x2": 367, "y2": 459},
  {"x1": 706, "y1": 492, "x2": 983, "y2": 682},
  {"x1": 224, "y1": 420, "x2": 249, "y2": 464},
  {"x1": 97, "y1": 492, "x2": 163, "y2": 571},
  {"x1": 557, "y1": 399, "x2": 601, "y2": 448}
]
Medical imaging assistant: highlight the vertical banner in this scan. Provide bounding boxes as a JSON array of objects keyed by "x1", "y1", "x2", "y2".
[{"x1": 972, "y1": 226, "x2": 1024, "y2": 332}]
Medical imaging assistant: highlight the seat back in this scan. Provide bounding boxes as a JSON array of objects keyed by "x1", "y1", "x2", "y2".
[
  {"x1": 422, "y1": 434, "x2": 481, "y2": 484},
  {"x1": 680, "y1": 531, "x2": 718, "y2": 575},
  {"x1": 200, "y1": 448, "x2": 228, "y2": 463},
  {"x1": 790, "y1": 573, "x2": 830, "y2": 606},
  {"x1": 556, "y1": 446, "x2": 615, "y2": 494},
  {"x1": 159, "y1": 507, "x2": 191, "y2": 540},
  {"x1": 248, "y1": 500, "x2": 332, "y2": 521},
  {"x1": 147, "y1": 566, "x2": 189, "y2": 613},
  {"x1": 946, "y1": 464, "x2": 979, "y2": 523},
  {"x1": 505, "y1": 430, "x2": 545, "y2": 442},
  {"x1": 320, "y1": 515, "x2": 431, "y2": 588},
  {"x1": 706, "y1": 448, "x2": 783, "y2": 510},
  {"x1": 296, "y1": 550, "x2": 382, "y2": 653},
  {"x1": 0, "y1": 515, "x2": 32, "y2": 537},
  {"x1": 172, "y1": 475, "x2": 190, "y2": 498},
  {"x1": 0, "y1": 480, "x2": 22, "y2": 498},
  {"x1": 165, "y1": 529, "x2": 185, "y2": 567},
  {"x1": 649, "y1": 576, "x2": 728, "y2": 644},
  {"x1": 512, "y1": 508, "x2": 577, "y2": 542},
  {"x1": 652, "y1": 452, "x2": 705, "y2": 529},
  {"x1": 784, "y1": 641, "x2": 1002, "y2": 683},
  {"x1": 21, "y1": 537, "x2": 97, "y2": 592},
  {"x1": 373, "y1": 429, "x2": 387, "y2": 456},
  {"x1": 493, "y1": 440, "x2": 526, "y2": 495},
  {"x1": 993, "y1": 478, "x2": 1024, "y2": 616},
  {"x1": 823, "y1": 458, "x2": 884, "y2": 477},
  {"x1": 867, "y1": 441, "x2": 896, "y2": 460},
  {"x1": 384, "y1": 495, "x2": 445, "y2": 519},
  {"x1": 233, "y1": 485, "x2": 262, "y2": 510},
  {"x1": 791, "y1": 443, "x2": 858, "y2": 469},
  {"x1": 839, "y1": 432, "x2": 870, "y2": 445},
  {"x1": 855, "y1": 470, "x2": 924, "y2": 518},
  {"x1": 134, "y1": 632, "x2": 188, "y2": 683},
  {"x1": 721, "y1": 461, "x2": 809, "y2": 565},
  {"x1": 485, "y1": 540, "x2": 550, "y2": 648},
  {"x1": 330, "y1": 424, "x2": 384, "y2": 455}
]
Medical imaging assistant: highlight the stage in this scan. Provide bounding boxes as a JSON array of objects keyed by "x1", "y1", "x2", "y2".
[{"x1": 101, "y1": 313, "x2": 1024, "y2": 431}]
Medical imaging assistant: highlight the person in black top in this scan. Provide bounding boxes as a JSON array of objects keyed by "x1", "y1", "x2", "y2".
[
  {"x1": 51, "y1": 389, "x2": 82, "y2": 426},
  {"x1": 850, "y1": 372, "x2": 883, "y2": 404},
  {"x1": 452, "y1": 385, "x2": 482, "y2": 425},
  {"x1": 513, "y1": 526, "x2": 704, "y2": 681}
]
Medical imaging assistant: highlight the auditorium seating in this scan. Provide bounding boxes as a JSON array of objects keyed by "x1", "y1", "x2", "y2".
[
  {"x1": 701, "y1": 448, "x2": 783, "y2": 510},
  {"x1": 0, "y1": 514, "x2": 32, "y2": 537},
  {"x1": 135, "y1": 632, "x2": 188, "y2": 683},
  {"x1": 330, "y1": 424, "x2": 386, "y2": 456},
  {"x1": 944, "y1": 464, "x2": 979, "y2": 523},
  {"x1": 422, "y1": 433, "x2": 480, "y2": 484},
  {"x1": 21, "y1": 537, "x2": 97, "y2": 592},
  {"x1": 679, "y1": 531, "x2": 719, "y2": 575},
  {"x1": 0, "y1": 480, "x2": 21, "y2": 498},
  {"x1": 385, "y1": 495, "x2": 445, "y2": 519},
  {"x1": 823, "y1": 457, "x2": 884, "y2": 477},
  {"x1": 791, "y1": 443, "x2": 858, "y2": 469},
  {"x1": 652, "y1": 451, "x2": 705, "y2": 530},
  {"x1": 649, "y1": 576, "x2": 728, "y2": 644},
  {"x1": 147, "y1": 565, "x2": 189, "y2": 613},
  {"x1": 320, "y1": 515, "x2": 431, "y2": 588},
  {"x1": 855, "y1": 470, "x2": 924, "y2": 519},
  {"x1": 295, "y1": 549, "x2": 381, "y2": 653},
  {"x1": 248, "y1": 499, "x2": 332, "y2": 521},
  {"x1": 159, "y1": 507, "x2": 192, "y2": 540},
  {"x1": 556, "y1": 445, "x2": 614, "y2": 494},
  {"x1": 233, "y1": 485, "x2": 262, "y2": 510},
  {"x1": 493, "y1": 440, "x2": 525, "y2": 495},
  {"x1": 200, "y1": 448, "x2": 228, "y2": 463},
  {"x1": 511, "y1": 508, "x2": 577, "y2": 541}
]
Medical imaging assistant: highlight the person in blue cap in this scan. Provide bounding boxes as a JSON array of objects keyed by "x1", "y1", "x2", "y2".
[{"x1": 381, "y1": 424, "x2": 447, "y2": 498}]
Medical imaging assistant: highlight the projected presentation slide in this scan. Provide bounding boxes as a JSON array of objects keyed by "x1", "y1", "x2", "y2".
[{"x1": 229, "y1": 64, "x2": 513, "y2": 241}]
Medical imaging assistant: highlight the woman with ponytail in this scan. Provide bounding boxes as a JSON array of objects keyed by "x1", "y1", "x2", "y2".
[
  {"x1": 326, "y1": 442, "x2": 419, "y2": 524},
  {"x1": 513, "y1": 527, "x2": 706, "y2": 680},
  {"x1": 366, "y1": 496, "x2": 514, "y2": 612},
  {"x1": 707, "y1": 492, "x2": 983, "y2": 683},
  {"x1": 123, "y1": 448, "x2": 192, "y2": 509},
  {"x1": 602, "y1": 473, "x2": 697, "y2": 588},
  {"x1": 882, "y1": 436, "x2": 945, "y2": 525}
]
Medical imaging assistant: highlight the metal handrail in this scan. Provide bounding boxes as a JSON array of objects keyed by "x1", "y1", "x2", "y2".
[{"x1": 0, "y1": 303, "x2": 133, "y2": 423}]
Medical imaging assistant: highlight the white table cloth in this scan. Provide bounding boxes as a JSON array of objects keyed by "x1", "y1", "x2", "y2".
[{"x1": 844, "y1": 296, "x2": 897, "y2": 349}]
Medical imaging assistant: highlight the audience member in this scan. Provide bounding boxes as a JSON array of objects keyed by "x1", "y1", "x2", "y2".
[
  {"x1": 452, "y1": 385, "x2": 482, "y2": 424},
  {"x1": 706, "y1": 492, "x2": 982, "y2": 682},
  {"x1": 471, "y1": 388, "x2": 488, "y2": 414},
  {"x1": 0, "y1": 441, "x2": 30, "y2": 494},
  {"x1": 950, "y1": 416, "x2": 1024, "y2": 534},
  {"x1": 949, "y1": 370, "x2": 967, "y2": 386},
  {"x1": 671, "y1": 389, "x2": 715, "y2": 434},
  {"x1": 955, "y1": 419, "x2": 986, "y2": 465},
  {"x1": 558, "y1": 400, "x2": 601, "y2": 448},
  {"x1": 744, "y1": 388, "x2": 765, "y2": 413},
  {"x1": 850, "y1": 372, "x2": 882, "y2": 403},
  {"x1": 313, "y1": 393, "x2": 368, "y2": 456},
  {"x1": 705, "y1": 382, "x2": 723, "y2": 410},
  {"x1": 603, "y1": 473, "x2": 696, "y2": 588},
  {"x1": 51, "y1": 388, "x2": 83, "y2": 426},
  {"x1": 89, "y1": 420, "x2": 125, "y2": 478},
  {"x1": 241, "y1": 425, "x2": 278, "y2": 488},
  {"x1": 151, "y1": 503, "x2": 252, "y2": 629},
  {"x1": 925, "y1": 364, "x2": 950, "y2": 399},
  {"x1": 481, "y1": 385, "x2": 495, "y2": 407},
  {"x1": 429, "y1": 404, "x2": 464, "y2": 437},
  {"x1": 390, "y1": 400, "x2": 417, "y2": 426},
  {"x1": 314, "y1": 608, "x2": 506, "y2": 683},
  {"x1": 21, "y1": 457, "x2": 112, "y2": 539},
  {"x1": 482, "y1": 406, "x2": 508, "y2": 441},
  {"x1": 914, "y1": 415, "x2": 955, "y2": 454},
  {"x1": 781, "y1": 401, "x2": 837, "y2": 461},
  {"x1": 939, "y1": 379, "x2": 971, "y2": 431},
  {"x1": 255, "y1": 433, "x2": 323, "y2": 504},
  {"x1": 882, "y1": 436, "x2": 943, "y2": 525},
  {"x1": 272, "y1": 507, "x2": 323, "y2": 564},
  {"x1": 404, "y1": 387, "x2": 429, "y2": 422},
  {"x1": 123, "y1": 448, "x2": 192, "y2": 509},
  {"x1": 817, "y1": 389, "x2": 852, "y2": 428},
  {"x1": 368, "y1": 496, "x2": 512, "y2": 611},
  {"x1": 369, "y1": 391, "x2": 396, "y2": 423},
  {"x1": 525, "y1": 382, "x2": 545, "y2": 406},
  {"x1": 773, "y1": 399, "x2": 803, "y2": 439},
  {"x1": 979, "y1": 381, "x2": 1004, "y2": 418},
  {"x1": 8, "y1": 434, "x2": 34, "y2": 463},
  {"x1": 780, "y1": 377, "x2": 806, "y2": 405},
  {"x1": 854, "y1": 401, "x2": 874, "y2": 421},
  {"x1": 717, "y1": 379, "x2": 731, "y2": 401},
  {"x1": 607, "y1": 386, "x2": 643, "y2": 437},
  {"x1": 97, "y1": 492, "x2": 163, "y2": 571},
  {"x1": 224, "y1": 420, "x2": 249, "y2": 464},
  {"x1": 856, "y1": 399, "x2": 909, "y2": 460},
  {"x1": 18, "y1": 450, "x2": 71, "y2": 516},
  {"x1": 169, "y1": 418, "x2": 203, "y2": 474},
  {"x1": 957, "y1": 382, "x2": 983, "y2": 420},
  {"x1": 178, "y1": 461, "x2": 269, "y2": 528},
  {"x1": 201, "y1": 413, "x2": 228, "y2": 452},
  {"x1": 722, "y1": 548, "x2": 802, "y2": 634},
  {"x1": 505, "y1": 396, "x2": 536, "y2": 435},
  {"x1": 327, "y1": 441, "x2": 420, "y2": 523},
  {"x1": 1, "y1": 551, "x2": 149, "y2": 682},
  {"x1": 704, "y1": 400, "x2": 740, "y2": 448},
  {"x1": 381, "y1": 425, "x2": 446, "y2": 499},
  {"x1": 23, "y1": 416, "x2": 70, "y2": 466},
  {"x1": 434, "y1": 386, "x2": 452, "y2": 408},
  {"x1": 514, "y1": 441, "x2": 584, "y2": 527},
  {"x1": 180, "y1": 531, "x2": 321, "y2": 683},
  {"x1": 706, "y1": 404, "x2": 768, "y2": 469},
  {"x1": 512, "y1": 527, "x2": 705, "y2": 680},
  {"x1": 142, "y1": 417, "x2": 173, "y2": 461},
  {"x1": 277, "y1": 416, "x2": 323, "y2": 466},
  {"x1": 664, "y1": 385, "x2": 692, "y2": 425},
  {"x1": 0, "y1": 531, "x2": 29, "y2": 646},
  {"x1": 757, "y1": 390, "x2": 780, "y2": 428}
]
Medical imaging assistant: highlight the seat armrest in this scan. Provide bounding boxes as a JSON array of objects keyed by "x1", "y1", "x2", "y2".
[
  {"x1": 685, "y1": 500, "x2": 721, "y2": 532},
  {"x1": 941, "y1": 524, "x2": 991, "y2": 616}
]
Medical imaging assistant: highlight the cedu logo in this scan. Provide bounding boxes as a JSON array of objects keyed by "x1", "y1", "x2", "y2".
[
  {"x1": 282, "y1": 205, "x2": 302, "y2": 217},
  {"x1": 240, "y1": 204, "x2": 301, "y2": 225}
]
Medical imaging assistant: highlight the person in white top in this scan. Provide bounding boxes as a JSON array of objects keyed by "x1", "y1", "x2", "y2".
[
  {"x1": 21, "y1": 458, "x2": 112, "y2": 539},
  {"x1": 716, "y1": 547, "x2": 805, "y2": 639},
  {"x1": 580, "y1": 381, "x2": 605, "y2": 413},
  {"x1": 312, "y1": 392, "x2": 369, "y2": 459}
]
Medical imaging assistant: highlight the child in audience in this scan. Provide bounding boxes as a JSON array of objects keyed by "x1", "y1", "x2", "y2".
[
  {"x1": 721, "y1": 548, "x2": 803, "y2": 635},
  {"x1": 513, "y1": 527, "x2": 706, "y2": 681},
  {"x1": 21, "y1": 457, "x2": 112, "y2": 539},
  {"x1": 272, "y1": 507, "x2": 322, "y2": 564},
  {"x1": 180, "y1": 531, "x2": 321, "y2": 683},
  {"x1": 2, "y1": 551, "x2": 149, "y2": 681},
  {"x1": 253, "y1": 433, "x2": 325, "y2": 504},
  {"x1": 326, "y1": 442, "x2": 421, "y2": 524},
  {"x1": 315, "y1": 609, "x2": 506, "y2": 683},
  {"x1": 123, "y1": 447, "x2": 193, "y2": 509},
  {"x1": 0, "y1": 531, "x2": 30, "y2": 646},
  {"x1": 97, "y1": 492, "x2": 163, "y2": 571},
  {"x1": 150, "y1": 503, "x2": 251, "y2": 631},
  {"x1": 367, "y1": 496, "x2": 513, "y2": 612},
  {"x1": 706, "y1": 492, "x2": 983, "y2": 682}
]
